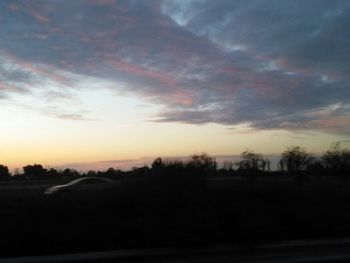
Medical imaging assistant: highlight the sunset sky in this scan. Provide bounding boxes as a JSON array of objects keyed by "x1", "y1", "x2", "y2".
[{"x1": 1, "y1": 0, "x2": 349, "y2": 171}]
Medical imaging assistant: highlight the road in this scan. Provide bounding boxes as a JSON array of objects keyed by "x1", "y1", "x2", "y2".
[{"x1": 2, "y1": 237, "x2": 350, "y2": 263}]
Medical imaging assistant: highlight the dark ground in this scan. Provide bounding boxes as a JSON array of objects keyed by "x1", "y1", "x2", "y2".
[{"x1": 1, "y1": 175, "x2": 350, "y2": 257}]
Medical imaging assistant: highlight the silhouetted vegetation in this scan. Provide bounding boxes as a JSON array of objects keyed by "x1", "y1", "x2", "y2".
[
  {"x1": 281, "y1": 146, "x2": 314, "y2": 174},
  {"x1": 236, "y1": 150, "x2": 265, "y2": 171},
  {"x1": 0, "y1": 165, "x2": 10, "y2": 179},
  {"x1": 23, "y1": 164, "x2": 47, "y2": 179},
  {"x1": 0, "y1": 143, "x2": 350, "y2": 257},
  {"x1": 322, "y1": 142, "x2": 350, "y2": 176},
  {"x1": 0, "y1": 143, "x2": 350, "y2": 181}
]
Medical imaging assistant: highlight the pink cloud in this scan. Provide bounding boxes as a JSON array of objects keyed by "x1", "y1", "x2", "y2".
[
  {"x1": 5, "y1": 53, "x2": 71, "y2": 86},
  {"x1": 106, "y1": 57, "x2": 194, "y2": 106},
  {"x1": 108, "y1": 59, "x2": 173, "y2": 83},
  {"x1": 26, "y1": 9, "x2": 50, "y2": 24},
  {"x1": 7, "y1": 4, "x2": 20, "y2": 11},
  {"x1": 0, "y1": 83, "x2": 27, "y2": 94},
  {"x1": 168, "y1": 89, "x2": 194, "y2": 106},
  {"x1": 308, "y1": 116, "x2": 350, "y2": 132},
  {"x1": 88, "y1": 0, "x2": 118, "y2": 6}
]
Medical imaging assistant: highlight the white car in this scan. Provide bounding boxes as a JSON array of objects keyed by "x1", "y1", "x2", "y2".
[{"x1": 44, "y1": 177, "x2": 117, "y2": 195}]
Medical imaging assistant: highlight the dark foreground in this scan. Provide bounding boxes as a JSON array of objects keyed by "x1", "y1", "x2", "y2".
[
  {"x1": 3, "y1": 237, "x2": 350, "y2": 263},
  {"x1": 1, "y1": 175, "x2": 350, "y2": 258}
]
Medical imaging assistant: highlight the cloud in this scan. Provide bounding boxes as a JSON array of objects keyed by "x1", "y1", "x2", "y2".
[
  {"x1": 55, "y1": 113, "x2": 95, "y2": 121},
  {"x1": 0, "y1": 0, "x2": 349, "y2": 133}
]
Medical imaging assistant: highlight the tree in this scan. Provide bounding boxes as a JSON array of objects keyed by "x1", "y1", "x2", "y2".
[
  {"x1": 163, "y1": 160, "x2": 185, "y2": 176},
  {"x1": 105, "y1": 167, "x2": 121, "y2": 177},
  {"x1": 266, "y1": 159, "x2": 271, "y2": 172},
  {"x1": 260, "y1": 158, "x2": 271, "y2": 172},
  {"x1": 131, "y1": 166, "x2": 150, "y2": 176},
  {"x1": 223, "y1": 160, "x2": 234, "y2": 170},
  {"x1": 187, "y1": 153, "x2": 217, "y2": 172},
  {"x1": 23, "y1": 164, "x2": 47, "y2": 178},
  {"x1": 236, "y1": 150, "x2": 266, "y2": 171},
  {"x1": 61, "y1": 168, "x2": 79, "y2": 178},
  {"x1": 47, "y1": 168, "x2": 59, "y2": 178},
  {"x1": 0, "y1": 165, "x2": 10, "y2": 179},
  {"x1": 278, "y1": 159, "x2": 285, "y2": 172},
  {"x1": 86, "y1": 170, "x2": 97, "y2": 177},
  {"x1": 305, "y1": 159, "x2": 324, "y2": 176},
  {"x1": 322, "y1": 142, "x2": 350, "y2": 175},
  {"x1": 281, "y1": 146, "x2": 313, "y2": 174},
  {"x1": 151, "y1": 158, "x2": 165, "y2": 170}
]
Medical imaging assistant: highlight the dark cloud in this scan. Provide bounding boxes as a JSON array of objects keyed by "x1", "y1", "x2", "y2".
[{"x1": 0, "y1": 0, "x2": 349, "y2": 134}]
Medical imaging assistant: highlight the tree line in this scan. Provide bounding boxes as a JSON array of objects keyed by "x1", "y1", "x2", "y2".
[
  {"x1": 230, "y1": 142, "x2": 350, "y2": 176},
  {"x1": 0, "y1": 142, "x2": 349, "y2": 180}
]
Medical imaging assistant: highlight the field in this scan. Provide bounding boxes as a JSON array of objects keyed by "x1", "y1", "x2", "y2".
[{"x1": 1, "y1": 175, "x2": 350, "y2": 257}]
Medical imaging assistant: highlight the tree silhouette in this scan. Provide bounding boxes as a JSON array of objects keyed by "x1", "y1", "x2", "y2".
[
  {"x1": 62, "y1": 168, "x2": 79, "y2": 178},
  {"x1": 0, "y1": 165, "x2": 10, "y2": 179},
  {"x1": 281, "y1": 146, "x2": 313, "y2": 174},
  {"x1": 278, "y1": 159, "x2": 285, "y2": 172},
  {"x1": 322, "y1": 142, "x2": 350, "y2": 175},
  {"x1": 46, "y1": 168, "x2": 59, "y2": 178},
  {"x1": 4, "y1": 144, "x2": 350, "y2": 181},
  {"x1": 223, "y1": 160, "x2": 234, "y2": 170},
  {"x1": 266, "y1": 159, "x2": 271, "y2": 172},
  {"x1": 23, "y1": 164, "x2": 47, "y2": 178},
  {"x1": 187, "y1": 153, "x2": 217, "y2": 172},
  {"x1": 236, "y1": 150, "x2": 266, "y2": 171},
  {"x1": 86, "y1": 170, "x2": 97, "y2": 177},
  {"x1": 152, "y1": 158, "x2": 165, "y2": 170},
  {"x1": 104, "y1": 167, "x2": 122, "y2": 177}
]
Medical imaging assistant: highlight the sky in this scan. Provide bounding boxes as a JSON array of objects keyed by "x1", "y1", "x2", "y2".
[{"x1": 1, "y1": 0, "x2": 350, "y2": 171}]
